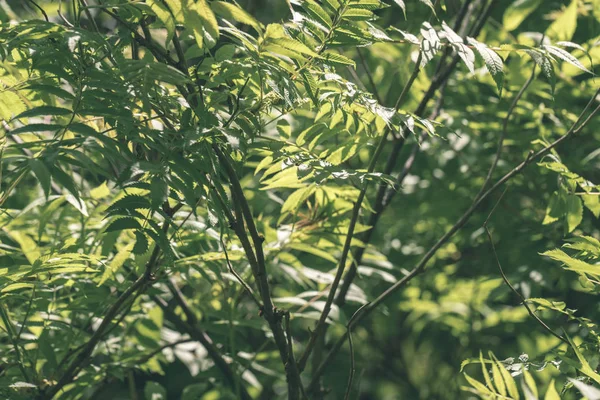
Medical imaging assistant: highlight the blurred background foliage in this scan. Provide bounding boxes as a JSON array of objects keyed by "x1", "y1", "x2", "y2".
[{"x1": 0, "y1": 0, "x2": 599, "y2": 399}]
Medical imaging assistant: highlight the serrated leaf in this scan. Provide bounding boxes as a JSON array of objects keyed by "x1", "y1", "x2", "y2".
[
  {"x1": 10, "y1": 123, "x2": 61, "y2": 135},
  {"x1": 99, "y1": 242, "x2": 134, "y2": 286},
  {"x1": 467, "y1": 37, "x2": 504, "y2": 95},
  {"x1": 133, "y1": 231, "x2": 149, "y2": 255},
  {"x1": 151, "y1": 177, "x2": 169, "y2": 209},
  {"x1": 526, "y1": 50, "x2": 555, "y2": 95},
  {"x1": 566, "y1": 194, "x2": 583, "y2": 232},
  {"x1": 441, "y1": 22, "x2": 474, "y2": 73},
  {"x1": 281, "y1": 185, "x2": 315, "y2": 214},
  {"x1": 267, "y1": 38, "x2": 318, "y2": 57},
  {"x1": 29, "y1": 159, "x2": 51, "y2": 198},
  {"x1": 13, "y1": 106, "x2": 72, "y2": 120},
  {"x1": 582, "y1": 194, "x2": 600, "y2": 218},
  {"x1": 148, "y1": 0, "x2": 176, "y2": 45},
  {"x1": 303, "y1": 0, "x2": 333, "y2": 29},
  {"x1": 566, "y1": 334, "x2": 600, "y2": 385},
  {"x1": 544, "y1": 45, "x2": 592, "y2": 74},
  {"x1": 322, "y1": 51, "x2": 356, "y2": 67},
  {"x1": 211, "y1": 1, "x2": 262, "y2": 31},
  {"x1": 105, "y1": 218, "x2": 142, "y2": 233},
  {"x1": 196, "y1": 0, "x2": 219, "y2": 41},
  {"x1": 541, "y1": 248, "x2": 599, "y2": 277}
]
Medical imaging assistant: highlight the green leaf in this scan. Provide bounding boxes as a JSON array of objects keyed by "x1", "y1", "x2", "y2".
[
  {"x1": 322, "y1": 51, "x2": 356, "y2": 67},
  {"x1": 478, "y1": 352, "x2": 493, "y2": 391},
  {"x1": 29, "y1": 159, "x2": 51, "y2": 198},
  {"x1": 281, "y1": 185, "x2": 315, "y2": 214},
  {"x1": 546, "y1": 0, "x2": 578, "y2": 42},
  {"x1": 148, "y1": 0, "x2": 176, "y2": 45},
  {"x1": 99, "y1": 242, "x2": 134, "y2": 286},
  {"x1": 526, "y1": 50, "x2": 555, "y2": 95},
  {"x1": 266, "y1": 38, "x2": 318, "y2": 58},
  {"x1": 90, "y1": 182, "x2": 110, "y2": 200},
  {"x1": 441, "y1": 22, "x2": 474, "y2": 73},
  {"x1": 1, "y1": 283, "x2": 34, "y2": 293},
  {"x1": 195, "y1": 0, "x2": 220, "y2": 41},
  {"x1": 491, "y1": 354, "x2": 520, "y2": 400},
  {"x1": 503, "y1": 0, "x2": 542, "y2": 31},
  {"x1": 522, "y1": 370, "x2": 538, "y2": 399},
  {"x1": 544, "y1": 380, "x2": 560, "y2": 400},
  {"x1": 566, "y1": 334, "x2": 600, "y2": 385},
  {"x1": 542, "y1": 191, "x2": 565, "y2": 224},
  {"x1": 565, "y1": 194, "x2": 583, "y2": 232},
  {"x1": 544, "y1": 45, "x2": 592, "y2": 74},
  {"x1": 105, "y1": 218, "x2": 142, "y2": 233},
  {"x1": 541, "y1": 248, "x2": 599, "y2": 277},
  {"x1": 133, "y1": 231, "x2": 149, "y2": 255},
  {"x1": 302, "y1": 0, "x2": 333, "y2": 29},
  {"x1": 467, "y1": 37, "x2": 504, "y2": 95},
  {"x1": 211, "y1": 1, "x2": 262, "y2": 32},
  {"x1": 151, "y1": 177, "x2": 169, "y2": 209},
  {"x1": 582, "y1": 194, "x2": 600, "y2": 218},
  {"x1": 10, "y1": 124, "x2": 61, "y2": 135},
  {"x1": 463, "y1": 373, "x2": 496, "y2": 396},
  {"x1": 13, "y1": 106, "x2": 72, "y2": 120}
]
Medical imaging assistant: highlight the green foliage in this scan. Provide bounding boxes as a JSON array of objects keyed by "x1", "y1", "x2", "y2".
[{"x1": 0, "y1": 0, "x2": 598, "y2": 399}]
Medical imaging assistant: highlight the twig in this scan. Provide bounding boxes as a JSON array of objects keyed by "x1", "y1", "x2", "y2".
[
  {"x1": 297, "y1": 51, "x2": 424, "y2": 373},
  {"x1": 213, "y1": 145, "x2": 302, "y2": 399},
  {"x1": 483, "y1": 187, "x2": 567, "y2": 344},
  {"x1": 42, "y1": 211, "x2": 176, "y2": 399},
  {"x1": 0, "y1": 302, "x2": 29, "y2": 381},
  {"x1": 221, "y1": 232, "x2": 262, "y2": 308},
  {"x1": 307, "y1": 87, "x2": 600, "y2": 389},
  {"x1": 356, "y1": 48, "x2": 383, "y2": 105},
  {"x1": 334, "y1": 0, "x2": 498, "y2": 308},
  {"x1": 284, "y1": 312, "x2": 307, "y2": 400},
  {"x1": 26, "y1": 0, "x2": 48, "y2": 21},
  {"x1": 474, "y1": 53, "x2": 538, "y2": 201},
  {"x1": 152, "y1": 294, "x2": 254, "y2": 400},
  {"x1": 343, "y1": 303, "x2": 368, "y2": 400}
]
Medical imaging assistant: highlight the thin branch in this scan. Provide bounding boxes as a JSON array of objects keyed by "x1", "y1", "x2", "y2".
[
  {"x1": 285, "y1": 312, "x2": 307, "y2": 400},
  {"x1": 307, "y1": 87, "x2": 600, "y2": 388},
  {"x1": 26, "y1": 0, "x2": 48, "y2": 21},
  {"x1": 356, "y1": 48, "x2": 383, "y2": 105},
  {"x1": 297, "y1": 51, "x2": 424, "y2": 373},
  {"x1": 474, "y1": 53, "x2": 537, "y2": 201},
  {"x1": 483, "y1": 188, "x2": 568, "y2": 344},
  {"x1": 0, "y1": 302, "x2": 29, "y2": 381},
  {"x1": 214, "y1": 145, "x2": 303, "y2": 398},
  {"x1": 152, "y1": 294, "x2": 253, "y2": 400},
  {"x1": 221, "y1": 232, "x2": 262, "y2": 308},
  {"x1": 335, "y1": 0, "x2": 498, "y2": 308},
  {"x1": 42, "y1": 213, "x2": 175, "y2": 399}
]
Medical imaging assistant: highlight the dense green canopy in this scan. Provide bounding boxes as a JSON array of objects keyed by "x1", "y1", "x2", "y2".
[{"x1": 0, "y1": 0, "x2": 599, "y2": 399}]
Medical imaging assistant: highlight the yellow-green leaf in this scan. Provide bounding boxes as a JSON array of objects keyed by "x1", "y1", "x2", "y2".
[
  {"x1": 99, "y1": 242, "x2": 135, "y2": 286},
  {"x1": 546, "y1": 0, "x2": 578, "y2": 42}
]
